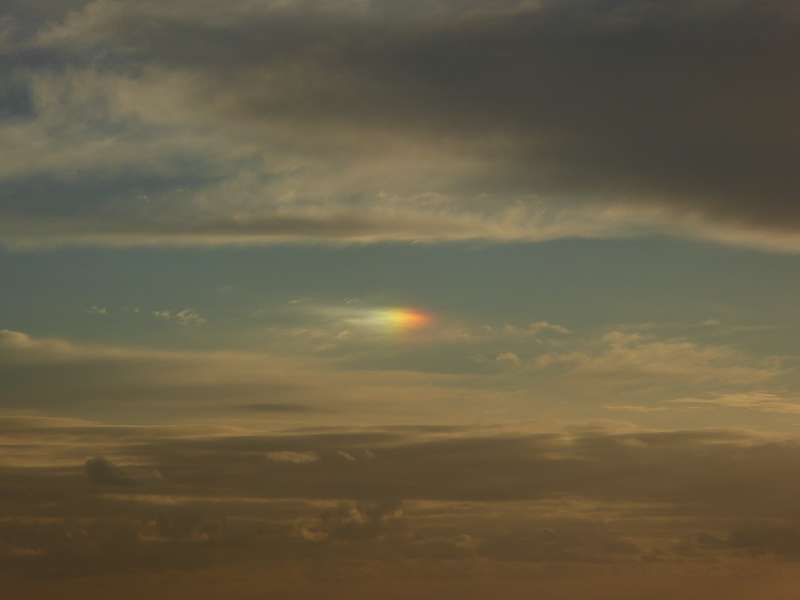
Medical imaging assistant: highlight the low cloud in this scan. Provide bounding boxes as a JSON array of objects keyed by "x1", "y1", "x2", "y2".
[
  {"x1": 296, "y1": 500, "x2": 404, "y2": 543},
  {"x1": 266, "y1": 451, "x2": 320, "y2": 465},
  {"x1": 85, "y1": 457, "x2": 134, "y2": 486},
  {"x1": 495, "y1": 352, "x2": 522, "y2": 368},
  {"x1": 235, "y1": 403, "x2": 314, "y2": 414},
  {"x1": 5, "y1": 422, "x2": 800, "y2": 589},
  {"x1": 152, "y1": 308, "x2": 207, "y2": 326},
  {"x1": 0, "y1": 329, "x2": 501, "y2": 420},
  {"x1": 672, "y1": 392, "x2": 800, "y2": 415}
]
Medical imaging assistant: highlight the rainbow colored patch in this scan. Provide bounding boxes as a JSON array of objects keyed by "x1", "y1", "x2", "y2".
[{"x1": 363, "y1": 308, "x2": 432, "y2": 331}]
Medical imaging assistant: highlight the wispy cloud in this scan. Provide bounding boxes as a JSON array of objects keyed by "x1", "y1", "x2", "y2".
[
  {"x1": 152, "y1": 308, "x2": 207, "y2": 326},
  {"x1": 535, "y1": 330, "x2": 780, "y2": 386},
  {"x1": 266, "y1": 450, "x2": 320, "y2": 465},
  {"x1": 2, "y1": 1, "x2": 800, "y2": 250},
  {"x1": 672, "y1": 392, "x2": 800, "y2": 415}
]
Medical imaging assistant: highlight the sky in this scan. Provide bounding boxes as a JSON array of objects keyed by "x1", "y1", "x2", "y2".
[{"x1": 3, "y1": 1, "x2": 800, "y2": 597}]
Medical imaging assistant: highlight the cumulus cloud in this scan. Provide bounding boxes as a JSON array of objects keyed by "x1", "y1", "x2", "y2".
[
  {"x1": 1, "y1": 0, "x2": 799, "y2": 249},
  {"x1": 296, "y1": 500, "x2": 404, "y2": 543},
  {"x1": 495, "y1": 352, "x2": 522, "y2": 368}
]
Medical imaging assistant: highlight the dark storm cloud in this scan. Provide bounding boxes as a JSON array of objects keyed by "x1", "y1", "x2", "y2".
[{"x1": 1, "y1": 0, "x2": 799, "y2": 247}]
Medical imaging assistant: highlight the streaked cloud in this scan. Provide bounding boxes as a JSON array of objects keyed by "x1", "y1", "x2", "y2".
[
  {"x1": 266, "y1": 450, "x2": 320, "y2": 465},
  {"x1": 1, "y1": 2, "x2": 798, "y2": 594},
  {"x1": 152, "y1": 308, "x2": 207, "y2": 326},
  {"x1": 672, "y1": 392, "x2": 800, "y2": 415},
  {"x1": 1, "y1": 1, "x2": 799, "y2": 250},
  {"x1": 534, "y1": 330, "x2": 781, "y2": 386}
]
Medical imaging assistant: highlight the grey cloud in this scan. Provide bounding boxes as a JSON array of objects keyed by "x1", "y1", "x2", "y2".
[
  {"x1": 1, "y1": 0, "x2": 799, "y2": 248},
  {"x1": 15, "y1": 416, "x2": 787, "y2": 511},
  {"x1": 84, "y1": 457, "x2": 133, "y2": 485},
  {"x1": 479, "y1": 520, "x2": 640, "y2": 563},
  {"x1": 0, "y1": 330, "x2": 319, "y2": 417},
  {"x1": 727, "y1": 527, "x2": 800, "y2": 559},
  {"x1": 677, "y1": 526, "x2": 800, "y2": 560},
  {"x1": 296, "y1": 499, "x2": 404, "y2": 543},
  {"x1": 111, "y1": 427, "x2": 800, "y2": 521},
  {"x1": 8, "y1": 423, "x2": 800, "y2": 586}
]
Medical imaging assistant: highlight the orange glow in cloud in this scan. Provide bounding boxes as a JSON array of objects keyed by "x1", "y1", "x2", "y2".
[{"x1": 363, "y1": 308, "x2": 433, "y2": 331}]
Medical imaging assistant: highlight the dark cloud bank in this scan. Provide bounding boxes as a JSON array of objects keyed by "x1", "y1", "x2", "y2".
[
  {"x1": 5, "y1": 419, "x2": 800, "y2": 596},
  {"x1": 1, "y1": 0, "x2": 799, "y2": 246},
  {"x1": 4, "y1": 423, "x2": 800, "y2": 561}
]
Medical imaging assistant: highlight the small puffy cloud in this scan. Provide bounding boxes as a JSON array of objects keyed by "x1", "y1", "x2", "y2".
[
  {"x1": 152, "y1": 308, "x2": 206, "y2": 326},
  {"x1": 495, "y1": 352, "x2": 522, "y2": 368},
  {"x1": 87, "y1": 305, "x2": 109, "y2": 316},
  {"x1": 337, "y1": 450, "x2": 357, "y2": 462},
  {"x1": 296, "y1": 500, "x2": 404, "y2": 543}
]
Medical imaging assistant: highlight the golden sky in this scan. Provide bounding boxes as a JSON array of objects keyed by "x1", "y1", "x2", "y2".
[{"x1": 2, "y1": 1, "x2": 800, "y2": 597}]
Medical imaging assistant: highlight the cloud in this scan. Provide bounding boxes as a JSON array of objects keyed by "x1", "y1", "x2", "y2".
[
  {"x1": 672, "y1": 392, "x2": 800, "y2": 415},
  {"x1": 234, "y1": 403, "x2": 314, "y2": 413},
  {"x1": 10, "y1": 419, "x2": 800, "y2": 590},
  {"x1": 296, "y1": 500, "x2": 404, "y2": 543},
  {"x1": 495, "y1": 352, "x2": 522, "y2": 368},
  {"x1": 1, "y1": 1, "x2": 800, "y2": 249},
  {"x1": 85, "y1": 456, "x2": 134, "y2": 485},
  {"x1": 525, "y1": 321, "x2": 570, "y2": 336},
  {"x1": 152, "y1": 308, "x2": 206, "y2": 326},
  {"x1": 486, "y1": 321, "x2": 571, "y2": 340},
  {"x1": 605, "y1": 405, "x2": 670, "y2": 414},
  {"x1": 337, "y1": 450, "x2": 358, "y2": 462},
  {"x1": 266, "y1": 451, "x2": 320, "y2": 465},
  {"x1": 0, "y1": 329, "x2": 504, "y2": 419},
  {"x1": 534, "y1": 330, "x2": 780, "y2": 386}
]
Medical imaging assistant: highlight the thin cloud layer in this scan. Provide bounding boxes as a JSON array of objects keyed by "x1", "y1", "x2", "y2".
[
  {"x1": 1, "y1": 0, "x2": 799, "y2": 248},
  {"x1": 2, "y1": 327, "x2": 790, "y2": 429}
]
